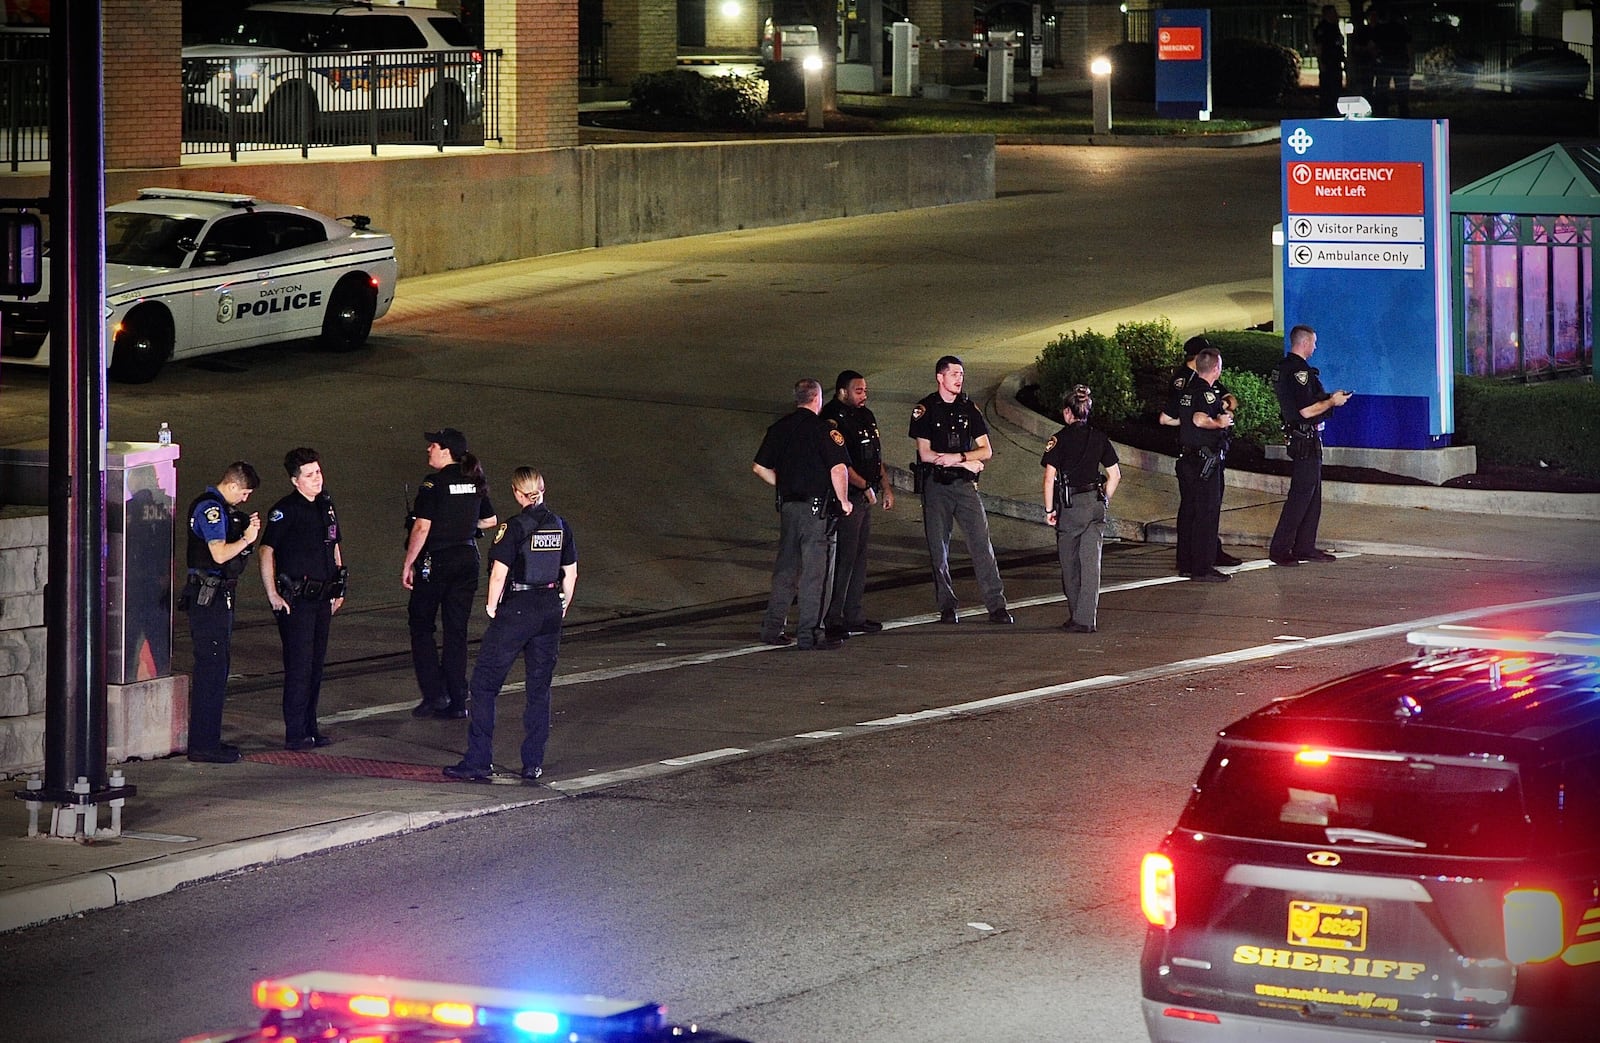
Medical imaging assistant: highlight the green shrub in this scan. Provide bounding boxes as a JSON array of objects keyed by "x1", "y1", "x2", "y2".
[
  {"x1": 1216, "y1": 38, "x2": 1300, "y2": 107},
  {"x1": 628, "y1": 69, "x2": 768, "y2": 127},
  {"x1": 1036, "y1": 329, "x2": 1137, "y2": 426},
  {"x1": 1420, "y1": 43, "x2": 1481, "y2": 93},
  {"x1": 1105, "y1": 41, "x2": 1155, "y2": 102},
  {"x1": 1205, "y1": 329, "x2": 1284, "y2": 380},
  {"x1": 1454, "y1": 376, "x2": 1600, "y2": 478},
  {"x1": 1115, "y1": 317, "x2": 1180, "y2": 371},
  {"x1": 1221, "y1": 369, "x2": 1279, "y2": 449}
]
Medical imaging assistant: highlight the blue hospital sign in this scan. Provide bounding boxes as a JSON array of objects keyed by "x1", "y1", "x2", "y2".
[
  {"x1": 1154, "y1": 10, "x2": 1210, "y2": 119},
  {"x1": 1282, "y1": 118, "x2": 1453, "y2": 449}
]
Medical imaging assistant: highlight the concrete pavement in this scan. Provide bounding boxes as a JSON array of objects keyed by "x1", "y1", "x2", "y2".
[{"x1": 5, "y1": 234, "x2": 1598, "y2": 940}]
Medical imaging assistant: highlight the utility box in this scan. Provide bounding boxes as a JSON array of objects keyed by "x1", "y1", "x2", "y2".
[
  {"x1": 0, "y1": 440, "x2": 179, "y2": 683},
  {"x1": 986, "y1": 32, "x2": 1015, "y2": 103},
  {"x1": 891, "y1": 21, "x2": 920, "y2": 97}
]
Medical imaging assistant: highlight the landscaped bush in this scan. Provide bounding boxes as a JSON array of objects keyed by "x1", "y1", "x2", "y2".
[
  {"x1": 1104, "y1": 41, "x2": 1155, "y2": 102},
  {"x1": 1215, "y1": 38, "x2": 1300, "y2": 107},
  {"x1": 1036, "y1": 329, "x2": 1137, "y2": 426},
  {"x1": 1454, "y1": 376, "x2": 1600, "y2": 478},
  {"x1": 1204, "y1": 329, "x2": 1284, "y2": 379},
  {"x1": 1220, "y1": 369, "x2": 1279, "y2": 449},
  {"x1": 1116, "y1": 318, "x2": 1181, "y2": 418},
  {"x1": 628, "y1": 69, "x2": 768, "y2": 127},
  {"x1": 1420, "y1": 43, "x2": 1482, "y2": 93}
]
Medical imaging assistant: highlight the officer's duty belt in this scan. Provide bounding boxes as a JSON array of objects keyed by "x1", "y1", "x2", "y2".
[
  {"x1": 1066, "y1": 484, "x2": 1101, "y2": 495},
  {"x1": 509, "y1": 581, "x2": 559, "y2": 592}
]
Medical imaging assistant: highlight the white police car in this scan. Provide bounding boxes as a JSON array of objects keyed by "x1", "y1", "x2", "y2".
[
  {"x1": 179, "y1": 970, "x2": 752, "y2": 1043},
  {"x1": 0, "y1": 187, "x2": 397, "y2": 382}
]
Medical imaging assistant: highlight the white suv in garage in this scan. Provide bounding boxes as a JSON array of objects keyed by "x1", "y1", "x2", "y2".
[{"x1": 184, "y1": 1, "x2": 484, "y2": 144}]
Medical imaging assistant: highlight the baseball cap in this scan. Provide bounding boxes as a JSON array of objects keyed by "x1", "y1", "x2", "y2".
[{"x1": 424, "y1": 428, "x2": 468, "y2": 457}]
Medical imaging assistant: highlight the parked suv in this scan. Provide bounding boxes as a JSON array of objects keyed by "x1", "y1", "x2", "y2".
[
  {"x1": 1140, "y1": 624, "x2": 1600, "y2": 1042},
  {"x1": 184, "y1": 1, "x2": 483, "y2": 144}
]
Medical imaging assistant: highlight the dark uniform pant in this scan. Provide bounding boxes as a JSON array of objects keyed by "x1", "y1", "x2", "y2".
[
  {"x1": 276, "y1": 596, "x2": 332, "y2": 745},
  {"x1": 761, "y1": 501, "x2": 836, "y2": 648},
  {"x1": 408, "y1": 543, "x2": 479, "y2": 710},
  {"x1": 1175, "y1": 453, "x2": 1223, "y2": 576},
  {"x1": 186, "y1": 594, "x2": 233, "y2": 752},
  {"x1": 1270, "y1": 452, "x2": 1324, "y2": 560},
  {"x1": 824, "y1": 491, "x2": 872, "y2": 630},
  {"x1": 1056, "y1": 496, "x2": 1107, "y2": 629},
  {"x1": 462, "y1": 589, "x2": 563, "y2": 773},
  {"x1": 922, "y1": 477, "x2": 1006, "y2": 613}
]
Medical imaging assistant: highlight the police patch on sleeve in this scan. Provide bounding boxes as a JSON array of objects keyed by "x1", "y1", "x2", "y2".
[
  {"x1": 269, "y1": 509, "x2": 284, "y2": 522},
  {"x1": 419, "y1": 478, "x2": 435, "y2": 490},
  {"x1": 203, "y1": 505, "x2": 223, "y2": 525},
  {"x1": 830, "y1": 429, "x2": 846, "y2": 446},
  {"x1": 492, "y1": 522, "x2": 508, "y2": 545},
  {"x1": 1044, "y1": 436, "x2": 1057, "y2": 452},
  {"x1": 911, "y1": 404, "x2": 926, "y2": 420},
  {"x1": 1203, "y1": 391, "x2": 1217, "y2": 404},
  {"x1": 1295, "y1": 370, "x2": 1310, "y2": 385}
]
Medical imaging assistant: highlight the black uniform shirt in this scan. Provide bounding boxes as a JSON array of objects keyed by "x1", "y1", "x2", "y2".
[
  {"x1": 1041, "y1": 424, "x2": 1119, "y2": 488},
  {"x1": 820, "y1": 398, "x2": 884, "y2": 491},
  {"x1": 414, "y1": 462, "x2": 496, "y2": 547},
  {"x1": 262, "y1": 491, "x2": 340, "y2": 581},
  {"x1": 1164, "y1": 367, "x2": 1197, "y2": 420},
  {"x1": 490, "y1": 503, "x2": 576, "y2": 587},
  {"x1": 908, "y1": 392, "x2": 987, "y2": 454},
  {"x1": 1178, "y1": 378, "x2": 1228, "y2": 450},
  {"x1": 754, "y1": 408, "x2": 850, "y2": 501},
  {"x1": 1272, "y1": 352, "x2": 1329, "y2": 430}
]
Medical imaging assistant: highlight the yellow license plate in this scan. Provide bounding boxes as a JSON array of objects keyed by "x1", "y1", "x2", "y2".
[{"x1": 1288, "y1": 900, "x2": 1368, "y2": 951}]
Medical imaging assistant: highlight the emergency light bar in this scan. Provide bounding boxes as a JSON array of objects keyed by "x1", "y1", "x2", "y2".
[
  {"x1": 1407, "y1": 624, "x2": 1600, "y2": 659},
  {"x1": 251, "y1": 971, "x2": 668, "y2": 1038}
]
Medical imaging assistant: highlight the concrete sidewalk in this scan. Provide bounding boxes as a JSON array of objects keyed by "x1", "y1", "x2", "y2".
[{"x1": 4, "y1": 271, "x2": 1596, "y2": 934}]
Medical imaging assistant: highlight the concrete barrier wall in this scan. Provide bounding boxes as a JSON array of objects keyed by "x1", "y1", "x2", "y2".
[{"x1": 0, "y1": 136, "x2": 995, "y2": 278}]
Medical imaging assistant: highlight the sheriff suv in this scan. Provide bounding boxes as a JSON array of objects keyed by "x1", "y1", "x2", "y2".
[
  {"x1": 0, "y1": 188, "x2": 397, "y2": 382},
  {"x1": 1140, "y1": 624, "x2": 1600, "y2": 1043},
  {"x1": 184, "y1": 0, "x2": 483, "y2": 144}
]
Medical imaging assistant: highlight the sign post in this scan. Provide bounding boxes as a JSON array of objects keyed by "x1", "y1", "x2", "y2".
[
  {"x1": 1281, "y1": 118, "x2": 1453, "y2": 450},
  {"x1": 1154, "y1": 10, "x2": 1210, "y2": 119}
]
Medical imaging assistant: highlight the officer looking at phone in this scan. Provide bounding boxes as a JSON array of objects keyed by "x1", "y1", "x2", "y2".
[
  {"x1": 1269, "y1": 324, "x2": 1353, "y2": 566},
  {"x1": 181, "y1": 461, "x2": 261, "y2": 764}
]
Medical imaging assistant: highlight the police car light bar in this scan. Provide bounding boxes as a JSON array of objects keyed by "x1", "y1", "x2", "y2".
[
  {"x1": 1407, "y1": 624, "x2": 1600, "y2": 659},
  {"x1": 252, "y1": 970, "x2": 668, "y2": 1038},
  {"x1": 136, "y1": 187, "x2": 258, "y2": 209}
]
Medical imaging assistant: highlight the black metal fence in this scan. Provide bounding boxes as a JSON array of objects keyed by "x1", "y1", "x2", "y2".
[
  {"x1": 0, "y1": 44, "x2": 501, "y2": 168},
  {"x1": 181, "y1": 47, "x2": 502, "y2": 159}
]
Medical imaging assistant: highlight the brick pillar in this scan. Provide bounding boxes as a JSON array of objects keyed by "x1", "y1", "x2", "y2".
[
  {"x1": 605, "y1": 0, "x2": 678, "y2": 89},
  {"x1": 486, "y1": 0, "x2": 580, "y2": 149},
  {"x1": 103, "y1": 0, "x2": 181, "y2": 169},
  {"x1": 908, "y1": 0, "x2": 976, "y2": 85}
]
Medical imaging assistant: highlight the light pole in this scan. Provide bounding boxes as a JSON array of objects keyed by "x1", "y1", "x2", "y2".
[
  {"x1": 803, "y1": 54, "x2": 824, "y2": 130},
  {"x1": 1091, "y1": 56, "x2": 1113, "y2": 135}
]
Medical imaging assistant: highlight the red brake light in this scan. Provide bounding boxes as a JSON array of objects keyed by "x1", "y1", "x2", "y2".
[
  {"x1": 1504, "y1": 888, "x2": 1564, "y2": 963},
  {"x1": 1161, "y1": 1007, "x2": 1221, "y2": 1023},
  {"x1": 1294, "y1": 747, "x2": 1330, "y2": 766},
  {"x1": 1141, "y1": 853, "x2": 1176, "y2": 928},
  {"x1": 254, "y1": 981, "x2": 301, "y2": 1010}
]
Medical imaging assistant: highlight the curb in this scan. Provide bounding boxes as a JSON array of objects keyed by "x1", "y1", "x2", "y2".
[
  {"x1": 996, "y1": 125, "x2": 1281, "y2": 148},
  {"x1": 0, "y1": 799, "x2": 548, "y2": 934}
]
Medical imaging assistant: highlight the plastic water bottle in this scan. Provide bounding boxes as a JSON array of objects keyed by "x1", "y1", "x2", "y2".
[{"x1": 157, "y1": 422, "x2": 172, "y2": 446}]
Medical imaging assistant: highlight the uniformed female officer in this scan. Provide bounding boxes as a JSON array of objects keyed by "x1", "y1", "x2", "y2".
[{"x1": 443, "y1": 468, "x2": 577, "y2": 783}]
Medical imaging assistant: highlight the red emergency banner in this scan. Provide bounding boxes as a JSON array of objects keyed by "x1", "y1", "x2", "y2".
[
  {"x1": 1157, "y1": 27, "x2": 1202, "y2": 61},
  {"x1": 1286, "y1": 162, "x2": 1425, "y2": 215}
]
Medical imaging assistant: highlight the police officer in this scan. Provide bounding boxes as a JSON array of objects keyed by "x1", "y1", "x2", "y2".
[
  {"x1": 909, "y1": 355, "x2": 1012, "y2": 624},
  {"x1": 1175, "y1": 347, "x2": 1234, "y2": 582},
  {"x1": 1160, "y1": 336, "x2": 1242, "y2": 571},
  {"x1": 443, "y1": 468, "x2": 576, "y2": 783},
  {"x1": 1269, "y1": 324, "x2": 1353, "y2": 566},
  {"x1": 1041, "y1": 386, "x2": 1120, "y2": 633},
  {"x1": 259, "y1": 447, "x2": 348, "y2": 751},
  {"x1": 402, "y1": 427, "x2": 497, "y2": 719},
  {"x1": 753, "y1": 378, "x2": 854, "y2": 651},
  {"x1": 182, "y1": 461, "x2": 261, "y2": 763},
  {"x1": 820, "y1": 370, "x2": 893, "y2": 642}
]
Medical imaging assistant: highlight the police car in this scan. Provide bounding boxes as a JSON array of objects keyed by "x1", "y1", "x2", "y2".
[
  {"x1": 1140, "y1": 624, "x2": 1600, "y2": 1042},
  {"x1": 179, "y1": 970, "x2": 753, "y2": 1043},
  {"x1": 0, "y1": 187, "x2": 397, "y2": 382},
  {"x1": 184, "y1": 0, "x2": 484, "y2": 144}
]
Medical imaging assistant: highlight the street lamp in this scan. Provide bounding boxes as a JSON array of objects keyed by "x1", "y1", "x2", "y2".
[
  {"x1": 803, "y1": 53, "x2": 824, "y2": 130},
  {"x1": 1091, "y1": 55, "x2": 1113, "y2": 135}
]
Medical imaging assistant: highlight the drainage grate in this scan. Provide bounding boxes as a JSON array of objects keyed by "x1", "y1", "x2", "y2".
[{"x1": 244, "y1": 750, "x2": 447, "y2": 782}]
